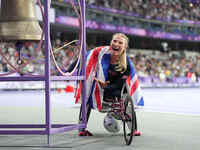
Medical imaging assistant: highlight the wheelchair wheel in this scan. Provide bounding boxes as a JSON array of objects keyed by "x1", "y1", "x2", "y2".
[{"x1": 123, "y1": 94, "x2": 135, "y2": 145}]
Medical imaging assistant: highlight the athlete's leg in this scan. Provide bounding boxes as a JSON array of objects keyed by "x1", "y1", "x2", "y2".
[
  {"x1": 78, "y1": 103, "x2": 93, "y2": 136},
  {"x1": 133, "y1": 111, "x2": 141, "y2": 136}
]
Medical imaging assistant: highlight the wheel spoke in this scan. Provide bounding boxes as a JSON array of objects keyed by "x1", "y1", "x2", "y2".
[{"x1": 123, "y1": 95, "x2": 135, "y2": 145}]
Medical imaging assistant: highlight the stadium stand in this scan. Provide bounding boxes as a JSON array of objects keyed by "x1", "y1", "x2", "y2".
[{"x1": 0, "y1": 0, "x2": 200, "y2": 89}]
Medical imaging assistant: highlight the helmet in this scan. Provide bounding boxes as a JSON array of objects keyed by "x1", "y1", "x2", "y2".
[{"x1": 103, "y1": 113, "x2": 121, "y2": 133}]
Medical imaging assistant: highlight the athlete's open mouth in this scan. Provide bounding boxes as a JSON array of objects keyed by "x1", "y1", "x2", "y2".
[{"x1": 112, "y1": 47, "x2": 119, "y2": 51}]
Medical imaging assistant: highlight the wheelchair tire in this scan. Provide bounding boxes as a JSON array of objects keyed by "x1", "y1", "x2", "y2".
[{"x1": 123, "y1": 94, "x2": 135, "y2": 145}]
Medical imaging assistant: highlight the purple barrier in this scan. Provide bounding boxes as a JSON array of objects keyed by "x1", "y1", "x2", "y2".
[
  {"x1": 138, "y1": 76, "x2": 152, "y2": 84},
  {"x1": 151, "y1": 77, "x2": 161, "y2": 83},
  {"x1": 172, "y1": 77, "x2": 188, "y2": 84},
  {"x1": 86, "y1": 2, "x2": 200, "y2": 26},
  {"x1": 61, "y1": 0, "x2": 200, "y2": 26},
  {"x1": 56, "y1": 16, "x2": 200, "y2": 41},
  {"x1": 137, "y1": 76, "x2": 200, "y2": 87}
]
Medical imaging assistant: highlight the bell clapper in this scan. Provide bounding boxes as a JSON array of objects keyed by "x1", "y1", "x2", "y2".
[{"x1": 16, "y1": 41, "x2": 24, "y2": 65}]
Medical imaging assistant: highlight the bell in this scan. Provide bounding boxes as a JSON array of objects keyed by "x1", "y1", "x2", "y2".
[{"x1": 0, "y1": 0, "x2": 42, "y2": 41}]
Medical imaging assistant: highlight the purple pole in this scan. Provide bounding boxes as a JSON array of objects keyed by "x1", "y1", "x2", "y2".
[
  {"x1": 0, "y1": 0, "x2": 87, "y2": 145},
  {"x1": 44, "y1": 0, "x2": 51, "y2": 145},
  {"x1": 80, "y1": 0, "x2": 87, "y2": 127}
]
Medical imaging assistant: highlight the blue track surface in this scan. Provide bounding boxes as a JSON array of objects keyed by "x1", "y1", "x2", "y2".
[
  {"x1": 142, "y1": 88, "x2": 200, "y2": 115},
  {"x1": 0, "y1": 88, "x2": 199, "y2": 115},
  {"x1": 0, "y1": 88, "x2": 200, "y2": 149}
]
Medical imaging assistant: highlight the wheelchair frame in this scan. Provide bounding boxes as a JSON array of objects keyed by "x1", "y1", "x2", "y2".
[{"x1": 102, "y1": 84, "x2": 136, "y2": 145}]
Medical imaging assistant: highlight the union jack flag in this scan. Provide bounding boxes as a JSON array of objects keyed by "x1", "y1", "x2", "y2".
[{"x1": 76, "y1": 46, "x2": 144, "y2": 111}]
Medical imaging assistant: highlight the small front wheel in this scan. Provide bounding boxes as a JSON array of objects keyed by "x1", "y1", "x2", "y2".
[{"x1": 123, "y1": 94, "x2": 135, "y2": 145}]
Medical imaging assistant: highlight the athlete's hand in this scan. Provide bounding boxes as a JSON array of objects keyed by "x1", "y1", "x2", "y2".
[{"x1": 94, "y1": 77, "x2": 110, "y2": 89}]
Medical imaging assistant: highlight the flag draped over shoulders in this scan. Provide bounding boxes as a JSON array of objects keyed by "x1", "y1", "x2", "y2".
[
  {"x1": 76, "y1": 46, "x2": 144, "y2": 112},
  {"x1": 126, "y1": 58, "x2": 144, "y2": 107}
]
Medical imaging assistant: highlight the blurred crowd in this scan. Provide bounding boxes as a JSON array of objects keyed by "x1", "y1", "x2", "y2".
[
  {"x1": 131, "y1": 49, "x2": 200, "y2": 83},
  {"x1": 0, "y1": 41, "x2": 200, "y2": 84},
  {"x1": 0, "y1": 40, "x2": 80, "y2": 76},
  {"x1": 86, "y1": 0, "x2": 200, "y2": 22}
]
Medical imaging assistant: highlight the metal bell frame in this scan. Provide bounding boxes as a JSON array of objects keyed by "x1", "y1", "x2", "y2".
[{"x1": 0, "y1": 0, "x2": 87, "y2": 146}]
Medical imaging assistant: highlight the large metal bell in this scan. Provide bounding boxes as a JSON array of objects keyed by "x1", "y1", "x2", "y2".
[{"x1": 0, "y1": 0, "x2": 42, "y2": 41}]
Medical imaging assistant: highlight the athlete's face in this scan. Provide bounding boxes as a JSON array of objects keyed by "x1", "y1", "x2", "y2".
[{"x1": 110, "y1": 35, "x2": 127, "y2": 56}]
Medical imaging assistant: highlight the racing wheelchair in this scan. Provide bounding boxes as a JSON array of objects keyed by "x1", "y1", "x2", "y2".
[{"x1": 101, "y1": 84, "x2": 136, "y2": 145}]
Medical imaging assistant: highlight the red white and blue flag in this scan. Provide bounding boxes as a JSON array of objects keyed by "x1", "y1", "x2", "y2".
[{"x1": 76, "y1": 46, "x2": 144, "y2": 111}]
